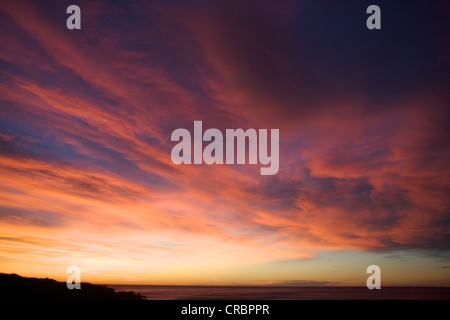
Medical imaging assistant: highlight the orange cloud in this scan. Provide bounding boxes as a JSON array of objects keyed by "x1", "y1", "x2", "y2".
[{"x1": 0, "y1": 0, "x2": 448, "y2": 285}]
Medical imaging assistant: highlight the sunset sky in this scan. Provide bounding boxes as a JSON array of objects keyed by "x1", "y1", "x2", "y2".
[{"x1": 0, "y1": 0, "x2": 449, "y2": 286}]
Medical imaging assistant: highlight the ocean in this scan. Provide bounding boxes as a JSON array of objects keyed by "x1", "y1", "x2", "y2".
[{"x1": 108, "y1": 285, "x2": 450, "y2": 300}]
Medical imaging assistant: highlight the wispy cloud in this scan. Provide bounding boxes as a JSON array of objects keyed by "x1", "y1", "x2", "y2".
[{"x1": 0, "y1": 0, "x2": 448, "y2": 284}]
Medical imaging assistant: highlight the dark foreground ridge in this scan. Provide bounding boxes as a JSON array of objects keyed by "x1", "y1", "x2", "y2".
[{"x1": 0, "y1": 273, "x2": 146, "y2": 300}]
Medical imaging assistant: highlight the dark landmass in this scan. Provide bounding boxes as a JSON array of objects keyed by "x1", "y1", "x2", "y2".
[{"x1": 0, "y1": 273, "x2": 146, "y2": 300}]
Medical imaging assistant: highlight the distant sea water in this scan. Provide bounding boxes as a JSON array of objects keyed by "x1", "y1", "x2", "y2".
[{"x1": 108, "y1": 285, "x2": 450, "y2": 300}]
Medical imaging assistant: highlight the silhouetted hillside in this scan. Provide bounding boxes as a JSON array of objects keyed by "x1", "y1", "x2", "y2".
[{"x1": 0, "y1": 273, "x2": 146, "y2": 300}]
